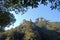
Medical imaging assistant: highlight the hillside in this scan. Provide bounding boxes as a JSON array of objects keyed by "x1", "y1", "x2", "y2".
[{"x1": 0, "y1": 18, "x2": 60, "y2": 40}]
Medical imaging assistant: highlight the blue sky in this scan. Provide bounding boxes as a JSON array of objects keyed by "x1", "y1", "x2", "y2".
[{"x1": 5, "y1": 3, "x2": 60, "y2": 30}]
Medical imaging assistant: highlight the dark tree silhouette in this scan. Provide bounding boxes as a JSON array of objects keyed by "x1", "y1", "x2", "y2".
[
  {"x1": 0, "y1": 11, "x2": 16, "y2": 32},
  {"x1": 0, "y1": 0, "x2": 60, "y2": 12}
]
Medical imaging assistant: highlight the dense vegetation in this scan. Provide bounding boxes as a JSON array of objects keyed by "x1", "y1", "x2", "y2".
[
  {"x1": 0, "y1": 0, "x2": 60, "y2": 31},
  {"x1": 0, "y1": 18, "x2": 60, "y2": 40},
  {"x1": 0, "y1": 0, "x2": 60, "y2": 40}
]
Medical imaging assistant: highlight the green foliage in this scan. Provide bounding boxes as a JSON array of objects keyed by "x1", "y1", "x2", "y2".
[
  {"x1": 0, "y1": 19, "x2": 60, "y2": 40},
  {"x1": 0, "y1": 11, "x2": 16, "y2": 32},
  {"x1": 0, "y1": 0, "x2": 60, "y2": 13},
  {"x1": 0, "y1": 0, "x2": 60, "y2": 32},
  {"x1": 3, "y1": 0, "x2": 60, "y2": 9},
  {"x1": 0, "y1": 0, "x2": 60, "y2": 39}
]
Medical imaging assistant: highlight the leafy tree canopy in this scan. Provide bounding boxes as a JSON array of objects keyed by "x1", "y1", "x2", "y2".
[
  {"x1": 0, "y1": 0, "x2": 60, "y2": 13},
  {"x1": 0, "y1": 11, "x2": 16, "y2": 32}
]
